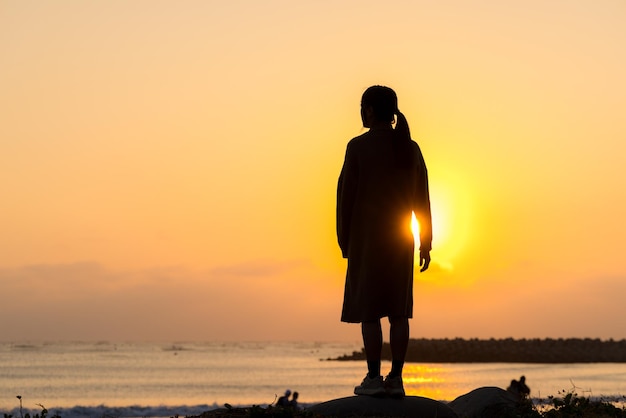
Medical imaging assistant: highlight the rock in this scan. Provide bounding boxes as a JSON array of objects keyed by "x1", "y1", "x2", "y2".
[
  {"x1": 448, "y1": 386, "x2": 521, "y2": 418},
  {"x1": 306, "y1": 395, "x2": 458, "y2": 417}
]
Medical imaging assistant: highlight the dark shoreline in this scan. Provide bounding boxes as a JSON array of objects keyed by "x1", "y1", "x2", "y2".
[{"x1": 329, "y1": 338, "x2": 626, "y2": 363}]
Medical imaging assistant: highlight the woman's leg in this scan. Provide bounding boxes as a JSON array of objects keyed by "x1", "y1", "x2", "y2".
[
  {"x1": 361, "y1": 319, "x2": 382, "y2": 378},
  {"x1": 354, "y1": 319, "x2": 386, "y2": 396},
  {"x1": 389, "y1": 316, "x2": 409, "y2": 377}
]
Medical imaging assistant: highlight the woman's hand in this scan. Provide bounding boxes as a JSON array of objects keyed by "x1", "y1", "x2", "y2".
[{"x1": 419, "y1": 250, "x2": 431, "y2": 272}]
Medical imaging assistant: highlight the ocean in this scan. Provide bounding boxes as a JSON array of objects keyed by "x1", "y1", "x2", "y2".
[{"x1": 2, "y1": 341, "x2": 626, "y2": 418}]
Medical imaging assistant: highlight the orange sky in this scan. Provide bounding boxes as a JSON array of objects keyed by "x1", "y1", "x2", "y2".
[{"x1": 1, "y1": 0, "x2": 625, "y2": 342}]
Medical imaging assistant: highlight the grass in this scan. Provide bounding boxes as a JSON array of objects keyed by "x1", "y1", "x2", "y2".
[
  {"x1": 536, "y1": 389, "x2": 626, "y2": 418},
  {"x1": 3, "y1": 397, "x2": 61, "y2": 418}
]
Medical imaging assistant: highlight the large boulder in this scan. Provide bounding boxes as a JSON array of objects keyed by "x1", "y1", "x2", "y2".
[
  {"x1": 449, "y1": 386, "x2": 522, "y2": 418},
  {"x1": 307, "y1": 395, "x2": 458, "y2": 417}
]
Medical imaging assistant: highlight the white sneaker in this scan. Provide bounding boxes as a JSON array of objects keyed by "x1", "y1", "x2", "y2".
[
  {"x1": 354, "y1": 374, "x2": 385, "y2": 396},
  {"x1": 384, "y1": 374, "x2": 405, "y2": 398}
]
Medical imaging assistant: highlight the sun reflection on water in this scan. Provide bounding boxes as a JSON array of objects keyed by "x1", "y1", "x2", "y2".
[{"x1": 403, "y1": 363, "x2": 455, "y2": 400}]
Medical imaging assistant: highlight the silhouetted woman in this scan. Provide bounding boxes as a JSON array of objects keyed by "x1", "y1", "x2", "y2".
[{"x1": 337, "y1": 85, "x2": 432, "y2": 397}]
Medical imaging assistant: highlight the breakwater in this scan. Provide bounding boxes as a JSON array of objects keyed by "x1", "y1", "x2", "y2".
[{"x1": 330, "y1": 338, "x2": 626, "y2": 363}]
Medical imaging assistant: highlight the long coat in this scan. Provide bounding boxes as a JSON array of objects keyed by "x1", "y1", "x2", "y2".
[{"x1": 336, "y1": 127, "x2": 432, "y2": 323}]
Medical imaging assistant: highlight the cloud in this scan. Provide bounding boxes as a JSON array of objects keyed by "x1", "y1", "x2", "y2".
[
  {"x1": 412, "y1": 265, "x2": 626, "y2": 340},
  {"x1": 3, "y1": 259, "x2": 622, "y2": 342},
  {"x1": 0, "y1": 260, "x2": 349, "y2": 342}
]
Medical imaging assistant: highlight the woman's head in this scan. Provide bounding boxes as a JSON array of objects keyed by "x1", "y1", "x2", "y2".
[
  {"x1": 361, "y1": 85, "x2": 414, "y2": 167},
  {"x1": 361, "y1": 85, "x2": 398, "y2": 127}
]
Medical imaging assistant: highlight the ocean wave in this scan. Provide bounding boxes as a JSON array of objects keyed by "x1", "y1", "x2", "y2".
[
  {"x1": 3, "y1": 404, "x2": 221, "y2": 418},
  {"x1": 2, "y1": 402, "x2": 323, "y2": 418}
]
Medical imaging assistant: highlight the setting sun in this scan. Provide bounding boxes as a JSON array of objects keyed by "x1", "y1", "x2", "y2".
[{"x1": 412, "y1": 174, "x2": 471, "y2": 274}]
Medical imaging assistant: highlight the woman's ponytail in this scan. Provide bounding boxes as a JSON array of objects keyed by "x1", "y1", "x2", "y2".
[{"x1": 393, "y1": 109, "x2": 414, "y2": 169}]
